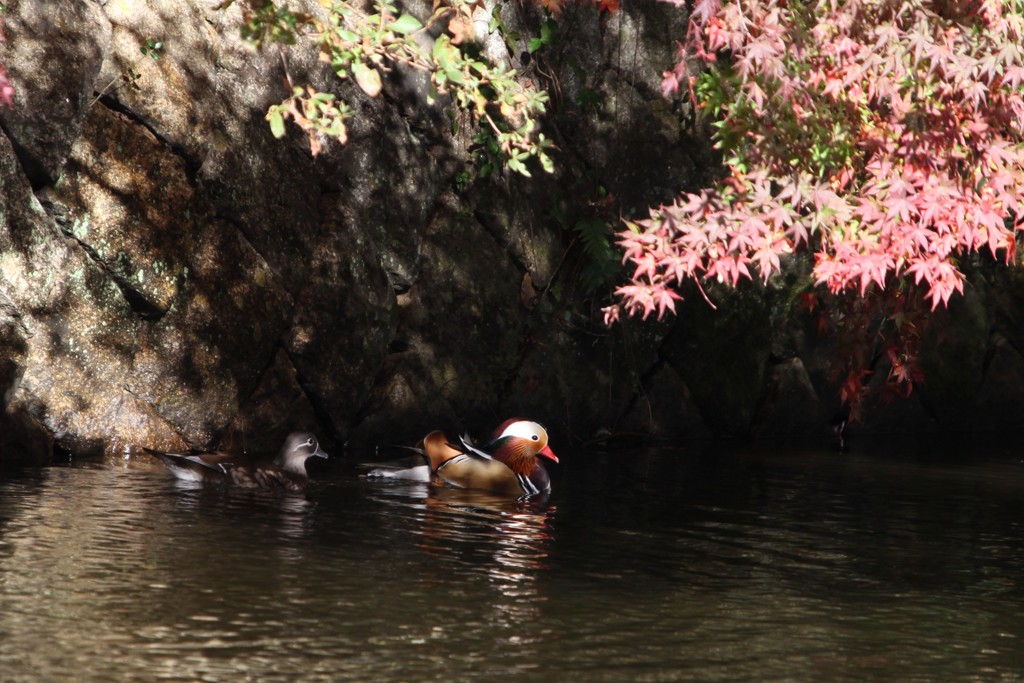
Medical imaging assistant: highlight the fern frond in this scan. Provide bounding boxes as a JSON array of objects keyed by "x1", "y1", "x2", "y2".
[{"x1": 574, "y1": 218, "x2": 619, "y2": 293}]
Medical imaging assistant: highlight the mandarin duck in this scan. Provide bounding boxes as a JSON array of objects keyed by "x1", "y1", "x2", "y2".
[
  {"x1": 367, "y1": 419, "x2": 558, "y2": 497},
  {"x1": 144, "y1": 431, "x2": 328, "y2": 492}
]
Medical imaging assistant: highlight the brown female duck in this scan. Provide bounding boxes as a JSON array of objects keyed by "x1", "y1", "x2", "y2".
[{"x1": 144, "y1": 431, "x2": 328, "y2": 492}]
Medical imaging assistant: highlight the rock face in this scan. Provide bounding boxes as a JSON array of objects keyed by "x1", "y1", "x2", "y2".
[
  {"x1": 0, "y1": 0, "x2": 356, "y2": 459},
  {"x1": 2, "y1": 0, "x2": 1024, "y2": 463}
]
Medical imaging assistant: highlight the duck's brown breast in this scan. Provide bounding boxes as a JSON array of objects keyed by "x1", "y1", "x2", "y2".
[{"x1": 435, "y1": 455, "x2": 526, "y2": 496}]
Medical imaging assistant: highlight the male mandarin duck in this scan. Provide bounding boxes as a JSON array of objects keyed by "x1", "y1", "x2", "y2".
[
  {"x1": 144, "y1": 431, "x2": 328, "y2": 492},
  {"x1": 367, "y1": 419, "x2": 559, "y2": 497}
]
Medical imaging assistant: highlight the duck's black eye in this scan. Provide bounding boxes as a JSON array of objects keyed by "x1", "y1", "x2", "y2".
[
  {"x1": 306, "y1": 438, "x2": 315, "y2": 447},
  {"x1": 531, "y1": 435, "x2": 539, "y2": 441}
]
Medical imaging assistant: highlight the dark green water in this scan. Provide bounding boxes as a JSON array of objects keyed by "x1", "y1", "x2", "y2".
[{"x1": 1, "y1": 439, "x2": 1023, "y2": 681}]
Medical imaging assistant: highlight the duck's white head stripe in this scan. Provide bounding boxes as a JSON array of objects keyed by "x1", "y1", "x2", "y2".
[{"x1": 499, "y1": 421, "x2": 546, "y2": 441}]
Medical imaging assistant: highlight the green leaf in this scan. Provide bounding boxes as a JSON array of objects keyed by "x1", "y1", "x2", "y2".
[
  {"x1": 267, "y1": 110, "x2": 286, "y2": 138},
  {"x1": 445, "y1": 66, "x2": 465, "y2": 85},
  {"x1": 389, "y1": 14, "x2": 422, "y2": 35},
  {"x1": 433, "y1": 38, "x2": 465, "y2": 86},
  {"x1": 353, "y1": 62, "x2": 382, "y2": 97},
  {"x1": 539, "y1": 152, "x2": 554, "y2": 174},
  {"x1": 432, "y1": 35, "x2": 451, "y2": 61},
  {"x1": 508, "y1": 157, "x2": 531, "y2": 177},
  {"x1": 528, "y1": 37, "x2": 544, "y2": 53},
  {"x1": 541, "y1": 19, "x2": 556, "y2": 42}
]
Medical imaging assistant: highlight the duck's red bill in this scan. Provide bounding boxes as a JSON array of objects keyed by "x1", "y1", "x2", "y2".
[{"x1": 539, "y1": 445, "x2": 559, "y2": 463}]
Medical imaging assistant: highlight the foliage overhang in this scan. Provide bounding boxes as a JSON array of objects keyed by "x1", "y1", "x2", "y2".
[
  {"x1": 222, "y1": 0, "x2": 559, "y2": 176},
  {"x1": 607, "y1": 0, "x2": 1024, "y2": 325}
]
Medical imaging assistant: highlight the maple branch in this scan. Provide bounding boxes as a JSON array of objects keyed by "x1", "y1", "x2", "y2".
[{"x1": 694, "y1": 276, "x2": 718, "y2": 310}]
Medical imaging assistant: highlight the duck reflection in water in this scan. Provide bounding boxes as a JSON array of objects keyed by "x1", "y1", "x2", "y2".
[
  {"x1": 369, "y1": 480, "x2": 556, "y2": 632},
  {"x1": 166, "y1": 477, "x2": 320, "y2": 542}
]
